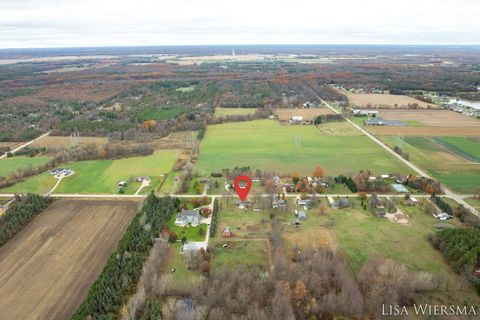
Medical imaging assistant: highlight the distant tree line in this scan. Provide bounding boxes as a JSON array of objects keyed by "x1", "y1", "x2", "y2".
[
  {"x1": 209, "y1": 198, "x2": 219, "y2": 237},
  {"x1": 393, "y1": 145, "x2": 410, "y2": 161},
  {"x1": 71, "y1": 194, "x2": 179, "y2": 319},
  {"x1": 0, "y1": 194, "x2": 53, "y2": 247}
]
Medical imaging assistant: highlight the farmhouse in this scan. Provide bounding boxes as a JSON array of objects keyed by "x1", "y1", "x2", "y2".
[
  {"x1": 175, "y1": 209, "x2": 203, "y2": 227},
  {"x1": 272, "y1": 199, "x2": 286, "y2": 208},
  {"x1": 402, "y1": 197, "x2": 418, "y2": 206},
  {"x1": 330, "y1": 197, "x2": 349, "y2": 209}
]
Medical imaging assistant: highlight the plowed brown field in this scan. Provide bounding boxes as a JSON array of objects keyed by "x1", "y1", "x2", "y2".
[{"x1": 0, "y1": 199, "x2": 138, "y2": 320}]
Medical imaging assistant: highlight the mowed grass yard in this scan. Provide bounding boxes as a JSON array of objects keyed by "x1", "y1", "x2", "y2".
[
  {"x1": 195, "y1": 120, "x2": 411, "y2": 176},
  {"x1": 0, "y1": 156, "x2": 51, "y2": 177},
  {"x1": 55, "y1": 150, "x2": 177, "y2": 194},
  {"x1": 381, "y1": 136, "x2": 480, "y2": 193}
]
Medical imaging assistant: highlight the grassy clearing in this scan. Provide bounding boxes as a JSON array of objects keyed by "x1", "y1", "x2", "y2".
[
  {"x1": 196, "y1": 120, "x2": 411, "y2": 176},
  {"x1": 163, "y1": 243, "x2": 201, "y2": 290},
  {"x1": 380, "y1": 136, "x2": 480, "y2": 193},
  {"x1": 211, "y1": 240, "x2": 268, "y2": 270},
  {"x1": 176, "y1": 85, "x2": 196, "y2": 93},
  {"x1": 0, "y1": 156, "x2": 51, "y2": 177},
  {"x1": 1, "y1": 172, "x2": 56, "y2": 194},
  {"x1": 214, "y1": 107, "x2": 257, "y2": 118}
]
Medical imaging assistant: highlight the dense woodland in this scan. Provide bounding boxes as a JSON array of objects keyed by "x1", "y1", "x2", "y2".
[{"x1": 1, "y1": 46, "x2": 479, "y2": 142}]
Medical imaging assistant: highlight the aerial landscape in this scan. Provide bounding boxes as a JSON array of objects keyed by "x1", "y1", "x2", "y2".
[{"x1": 0, "y1": 1, "x2": 480, "y2": 319}]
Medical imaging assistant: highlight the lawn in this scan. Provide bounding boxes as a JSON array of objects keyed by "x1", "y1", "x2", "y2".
[
  {"x1": 162, "y1": 242, "x2": 201, "y2": 291},
  {"x1": 4, "y1": 150, "x2": 178, "y2": 194},
  {"x1": 167, "y1": 213, "x2": 207, "y2": 242},
  {"x1": 195, "y1": 120, "x2": 411, "y2": 176},
  {"x1": 380, "y1": 136, "x2": 480, "y2": 193},
  {"x1": 1, "y1": 171, "x2": 56, "y2": 194},
  {"x1": 214, "y1": 107, "x2": 257, "y2": 118},
  {"x1": 211, "y1": 240, "x2": 269, "y2": 270},
  {"x1": 0, "y1": 156, "x2": 51, "y2": 177}
]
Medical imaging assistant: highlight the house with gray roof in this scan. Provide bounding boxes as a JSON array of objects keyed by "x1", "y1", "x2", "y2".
[
  {"x1": 175, "y1": 209, "x2": 203, "y2": 227},
  {"x1": 331, "y1": 198, "x2": 349, "y2": 209}
]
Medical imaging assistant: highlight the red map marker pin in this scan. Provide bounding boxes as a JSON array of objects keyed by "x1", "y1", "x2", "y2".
[{"x1": 233, "y1": 175, "x2": 252, "y2": 201}]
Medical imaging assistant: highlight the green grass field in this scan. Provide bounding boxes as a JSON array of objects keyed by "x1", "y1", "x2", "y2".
[
  {"x1": 3, "y1": 150, "x2": 178, "y2": 194},
  {"x1": 211, "y1": 240, "x2": 268, "y2": 270},
  {"x1": 434, "y1": 137, "x2": 480, "y2": 161},
  {"x1": 195, "y1": 120, "x2": 411, "y2": 176},
  {"x1": 381, "y1": 136, "x2": 480, "y2": 193},
  {"x1": 0, "y1": 156, "x2": 51, "y2": 177},
  {"x1": 214, "y1": 107, "x2": 257, "y2": 118},
  {"x1": 0, "y1": 171, "x2": 56, "y2": 194}
]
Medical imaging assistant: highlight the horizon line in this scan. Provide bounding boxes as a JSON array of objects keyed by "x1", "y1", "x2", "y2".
[{"x1": 2, "y1": 43, "x2": 480, "y2": 51}]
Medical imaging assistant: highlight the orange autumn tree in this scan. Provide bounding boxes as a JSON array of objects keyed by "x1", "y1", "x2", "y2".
[
  {"x1": 312, "y1": 166, "x2": 324, "y2": 178},
  {"x1": 143, "y1": 119, "x2": 156, "y2": 131}
]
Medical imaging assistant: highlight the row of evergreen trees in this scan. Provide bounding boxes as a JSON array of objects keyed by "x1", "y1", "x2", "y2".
[
  {"x1": 210, "y1": 198, "x2": 219, "y2": 237},
  {"x1": 71, "y1": 194, "x2": 179, "y2": 319},
  {"x1": 0, "y1": 194, "x2": 53, "y2": 247},
  {"x1": 431, "y1": 194, "x2": 453, "y2": 216}
]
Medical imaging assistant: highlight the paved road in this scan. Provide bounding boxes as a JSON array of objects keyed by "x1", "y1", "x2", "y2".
[
  {"x1": 318, "y1": 97, "x2": 479, "y2": 216},
  {"x1": 0, "y1": 192, "x2": 473, "y2": 199},
  {"x1": 0, "y1": 131, "x2": 51, "y2": 160}
]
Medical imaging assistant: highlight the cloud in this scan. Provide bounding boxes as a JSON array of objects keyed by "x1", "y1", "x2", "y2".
[{"x1": 0, "y1": 0, "x2": 479, "y2": 48}]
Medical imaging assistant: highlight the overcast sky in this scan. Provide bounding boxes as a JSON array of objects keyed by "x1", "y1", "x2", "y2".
[{"x1": 1, "y1": 0, "x2": 479, "y2": 48}]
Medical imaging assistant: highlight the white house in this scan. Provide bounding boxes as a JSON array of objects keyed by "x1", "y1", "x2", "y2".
[{"x1": 175, "y1": 209, "x2": 203, "y2": 227}]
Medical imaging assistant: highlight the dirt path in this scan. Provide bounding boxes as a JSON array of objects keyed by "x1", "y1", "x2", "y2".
[{"x1": 0, "y1": 131, "x2": 51, "y2": 160}]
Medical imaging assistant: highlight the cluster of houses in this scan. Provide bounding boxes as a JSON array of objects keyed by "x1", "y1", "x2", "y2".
[
  {"x1": 117, "y1": 176, "x2": 151, "y2": 189},
  {"x1": 444, "y1": 99, "x2": 480, "y2": 118},
  {"x1": 50, "y1": 168, "x2": 73, "y2": 178}
]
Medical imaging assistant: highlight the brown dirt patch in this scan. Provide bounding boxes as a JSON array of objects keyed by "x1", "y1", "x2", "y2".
[
  {"x1": 366, "y1": 126, "x2": 480, "y2": 136},
  {"x1": 32, "y1": 135, "x2": 109, "y2": 148},
  {"x1": 0, "y1": 199, "x2": 138, "y2": 320},
  {"x1": 345, "y1": 92, "x2": 438, "y2": 109},
  {"x1": 276, "y1": 108, "x2": 334, "y2": 120},
  {"x1": 378, "y1": 109, "x2": 480, "y2": 127},
  {"x1": 284, "y1": 227, "x2": 335, "y2": 250}
]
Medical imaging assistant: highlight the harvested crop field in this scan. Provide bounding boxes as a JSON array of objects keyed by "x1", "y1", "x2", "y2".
[
  {"x1": 32, "y1": 135, "x2": 108, "y2": 148},
  {"x1": 345, "y1": 92, "x2": 438, "y2": 109},
  {"x1": 378, "y1": 109, "x2": 480, "y2": 127},
  {"x1": 366, "y1": 126, "x2": 480, "y2": 136},
  {"x1": 276, "y1": 108, "x2": 334, "y2": 120},
  {"x1": 317, "y1": 122, "x2": 361, "y2": 136},
  {"x1": 0, "y1": 199, "x2": 138, "y2": 320}
]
